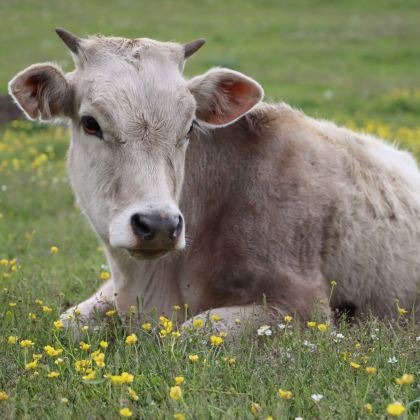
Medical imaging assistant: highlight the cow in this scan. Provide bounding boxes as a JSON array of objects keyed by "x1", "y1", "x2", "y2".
[{"x1": 9, "y1": 29, "x2": 420, "y2": 335}]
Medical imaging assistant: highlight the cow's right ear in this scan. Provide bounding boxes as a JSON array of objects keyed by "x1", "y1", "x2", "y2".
[
  {"x1": 9, "y1": 63, "x2": 72, "y2": 121},
  {"x1": 187, "y1": 68, "x2": 264, "y2": 127}
]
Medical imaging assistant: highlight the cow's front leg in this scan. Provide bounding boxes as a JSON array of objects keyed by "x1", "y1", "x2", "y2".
[{"x1": 60, "y1": 279, "x2": 115, "y2": 331}]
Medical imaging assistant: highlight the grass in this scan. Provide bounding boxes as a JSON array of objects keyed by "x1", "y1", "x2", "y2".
[{"x1": 0, "y1": 0, "x2": 420, "y2": 418}]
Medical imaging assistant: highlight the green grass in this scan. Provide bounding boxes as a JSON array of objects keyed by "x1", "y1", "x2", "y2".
[
  {"x1": 1, "y1": 0, "x2": 420, "y2": 126},
  {"x1": 1, "y1": 0, "x2": 420, "y2": 418}
]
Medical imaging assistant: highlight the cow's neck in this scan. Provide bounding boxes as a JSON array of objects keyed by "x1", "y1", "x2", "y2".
[{"x1": 104, "y1": 115, "x2": 253, "y2": 316}]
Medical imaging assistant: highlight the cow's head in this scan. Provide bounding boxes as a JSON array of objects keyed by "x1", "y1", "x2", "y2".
[{"x1": 9, "y1": 29, "x2": 263, "y2": 259}]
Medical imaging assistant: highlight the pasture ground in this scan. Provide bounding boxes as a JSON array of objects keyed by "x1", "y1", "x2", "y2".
[{"x1": 0, "y1": 0, "x2": 419, "y2": 419}]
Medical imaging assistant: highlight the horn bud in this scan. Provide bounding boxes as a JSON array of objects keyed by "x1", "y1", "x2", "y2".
[
  {"x1": 183, "y1": 38, "x2": 205, "y2": 59},
  {"x1": 55, "y1": 28, "x2": 80, "y2": 53}
]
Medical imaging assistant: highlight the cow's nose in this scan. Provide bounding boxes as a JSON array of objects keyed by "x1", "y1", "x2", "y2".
[{"x1": 130, "y1": 212, "x2": 183, "y2": 242}]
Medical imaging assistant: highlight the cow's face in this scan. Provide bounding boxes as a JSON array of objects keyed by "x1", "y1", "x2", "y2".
[{"x1": 9, "y1": 29, "x2": 263, "y2": 260}]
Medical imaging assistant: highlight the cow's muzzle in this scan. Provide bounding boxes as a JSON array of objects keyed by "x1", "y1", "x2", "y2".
[{"x1": 129, "y1": 211, "x2": 183, "y2": 258}]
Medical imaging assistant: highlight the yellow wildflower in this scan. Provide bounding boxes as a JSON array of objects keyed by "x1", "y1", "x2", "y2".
[
  {"x1": 125, "y1": 334, "x2": 138, "y2": 345},
  {"x1": 159, "y1": 317, "x2": 173, "y2": 336},
  {"x1": 220, "y1": 331, "x2": 228, "y2": 337},
  {"x1": 8, "y1": 302, "x2": 16, "y2": 308},
  {"x1": 81, "y1": 325, "x2": 89, "y2": 331},
  {"x1": 172, "y1": 331, "x2": 181, "y2": 338},
  {"x1": 28, "y1": 313, "x2": 36, "y2": 320},
  {"x1": 60, "y1": 398, "x2": 69, "y2": 404},
  {"x1": 47, "y1": 371, "x2": 60, "y2": 379},
  {"x1": 82, "y1": 371, "x2": 96, "y2": 381},
  {"x1": 174, "y1": 414, "x2": 185, "y2": 420},
  {"x1": 210, "y1": 335, "x2": 223, "y2": 346},
  {"x1": 235, "y1": 318, "x2": 241, "y2": 324},
  {"x1": 317, "y1": 323, "x2": 328, "y2": 332},
  {"x1": 188, "y1": 354, "x2": 199, "y2": 363},
  {"x1": 350, "y1": 362, "x2": 361, "y2": 369},
  {"x1": 0, "y1": 259, "x2": 8, "y2": 266},
  {"x1": 50, "y1": 246, "x2": 59, "y2": 254},
  {"x1": 42, "y1": 306, "x2": 52, "y2": 313},
  {"x1": 53, "y1": 320, "x2": 64, "y2": 330},
  {"x1": 278, "y1": 389, "x2": 292, "y2": 399},
  {"x1": 93, "y1": 352, "x2": 105, "y2": 368},
  {"x1": 128, "y1": 387, "x2": 139, "y2": 401},
  {"x1": 173, "y1": 305, "x2": 181, "y2": 311},
  {"x1": 386, "y1": 402, "x2": 405, "y2": 417},
  {"x1": 395, "y1": 373, "x2": 414, "y2": 385},
  {"x1": 109, "y1": 372, "x2": 134, "y2": 385},
  {"x1": 364, "y1": 403, "x2": 372, "y2": 413},
  {"x1": 142, "y1": 323, "x2": 152, "y2": 332},
  {"x1": 54, "y1": 358, "x2": 64, "y2": 365},
  {"x1": 211, "y1": 314, "x2": 221, "y2": 322},
  {"x1": 365, "y1": 367, "x2": 377, "y2": 374},
  {"x1": 250, "y1": 403, "x2": 260, "y2": 415},
  {"x1": 175, "y1": 376, "x2": 185, "y2": 385},
  {"x1": 170, "y1": 386, "x2": 182, "y2": 401},
  {"x1": 20, "y1": 339, "x2": 34, "y2": 348},
  {"x1": 395, "y1": 299, "x2": 408, "y2": 316},
  {"x1": 8, "y1": 336, "x2": 17, "y2": 345},
  {"x1": 330, "y1": 280, "x2": 337, "y2": 286},
  {"x1": 284, "y1": 315, "x2": 293, "y2": 323},
  {"x1": 99, "y1": 271, "x2": 111, "y2": 280},
  {"x1": 119, "y1": 408, "x2": 133, "y2": 417},
  {"x1": 105, "y1": 309, "x2": 116, "y2": 317},
  {"x1": 307, "y1": 321, "x2": 317, "y2": 328},
  {"x1": 121, "y1": 372, "x2": 134, "y2": 383},
  {"x1": 74, "y1": 308, "x2": 81, "y2": 316},
  {"x1": 192, "y1": 319, "x2": 204, "y2": 329},
  {"x1": 99, "y1": 340, "x2": 109, "y2": 348},
  {"x1": 228, "y1": 357, "x2": 236, "y2": 366},
  {"x1": 79, "y1": 342, "x2": 90, "y2": 351},
  {"x1": 44, "y1": 345, "x2": 63, "y2": 357},
  {"x1": 35, "y1": 299, "x2": 43, "y2": 305},
  {"x1": 25, "y1": 360, "x2": 38, "y2": 370},
  {"x1": 75, "y1": 359, "x2": 90, "y2": 372},
  {"x1": 0, "y1": 391, "x2": 9, "y2": 401}
]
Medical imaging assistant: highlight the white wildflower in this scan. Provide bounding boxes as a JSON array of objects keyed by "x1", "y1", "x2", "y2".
[
  {"x1": 388, "y1": 356, "x2": 398, "y2": 364},
  {"x1": 257, "y1": 325, "x2": 272, "y2": 336},
  {"x1": 311, "y1": 394, "x2": 323, "y2": 402}
]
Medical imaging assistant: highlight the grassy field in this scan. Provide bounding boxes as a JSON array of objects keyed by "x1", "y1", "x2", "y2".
[{"x1": 1, "y1": 0, "x2": 420, "y2": 419}]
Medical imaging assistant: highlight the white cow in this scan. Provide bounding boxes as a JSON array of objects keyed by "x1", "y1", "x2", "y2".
[{"x1": 9, "y1": 29, "x2": 420, "y2": 334}]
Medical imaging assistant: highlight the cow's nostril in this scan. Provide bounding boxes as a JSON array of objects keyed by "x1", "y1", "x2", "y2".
[
  {"x1": 131, "y1": 214, "x2": 155, "y2": 241},
  {"x1": 172, "y1": 215, "x2": 183, "y2": 240}
]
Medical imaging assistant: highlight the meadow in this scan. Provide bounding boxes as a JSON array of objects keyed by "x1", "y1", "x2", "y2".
[{"x1": 0, "y1": 0, "x2": 419, "y2": 418}]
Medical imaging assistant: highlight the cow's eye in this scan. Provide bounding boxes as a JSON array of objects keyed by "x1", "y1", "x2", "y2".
[{"x1": 81, "y1": 116, "x2": 102, "y2": 139}]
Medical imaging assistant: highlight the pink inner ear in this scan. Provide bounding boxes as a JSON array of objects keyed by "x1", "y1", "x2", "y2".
[
  {"x1": 26, "y1": 75, "x2": 41, "y2": 98},
  {"x1": 207, "y1": 79, "x2": 260, "y2": 125}
]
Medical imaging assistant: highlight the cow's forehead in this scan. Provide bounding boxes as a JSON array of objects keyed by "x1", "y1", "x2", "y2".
[
  {"x1": 77, "y1": 36, "x2": 184, "y2": 66},
  {"x1": 72, "y1": 40, "x2": 195, "y2": 128}
]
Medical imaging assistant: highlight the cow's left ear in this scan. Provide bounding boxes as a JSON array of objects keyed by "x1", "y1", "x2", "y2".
[
  {"x1": 187, "y1": 68, "x2": 264, "y2": 127},
  {"x1": 9, "y1": 63, "x2": 72, "y2": 120}
]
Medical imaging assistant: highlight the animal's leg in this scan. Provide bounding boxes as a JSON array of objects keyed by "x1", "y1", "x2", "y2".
[
  {"x1": 182, "y1": 299, "x2": 331, "y2": 338},
  {"x1": 60, "y1": 279, "x2": 115, "y2": 329},
  {"x1": 181, "y1": 305, "x2": 272, "y2": 337}
]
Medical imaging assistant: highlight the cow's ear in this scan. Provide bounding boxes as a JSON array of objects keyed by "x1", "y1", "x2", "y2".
[
  {"x1": 9, "y1": 63, "x2": 72, "y2": 120},
  {"x1": 187, "y1": 68, "x2": 264, "y2": 126}
]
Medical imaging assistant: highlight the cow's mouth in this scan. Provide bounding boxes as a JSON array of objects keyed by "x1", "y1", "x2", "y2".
[{"x1": 128, "y1": 249, "x2": 169, "y2": 259}]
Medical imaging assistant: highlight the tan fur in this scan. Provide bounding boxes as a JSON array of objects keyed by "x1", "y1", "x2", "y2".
[{"x1": 9, "y1": 33, "x2": 420, "y2": 335}]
